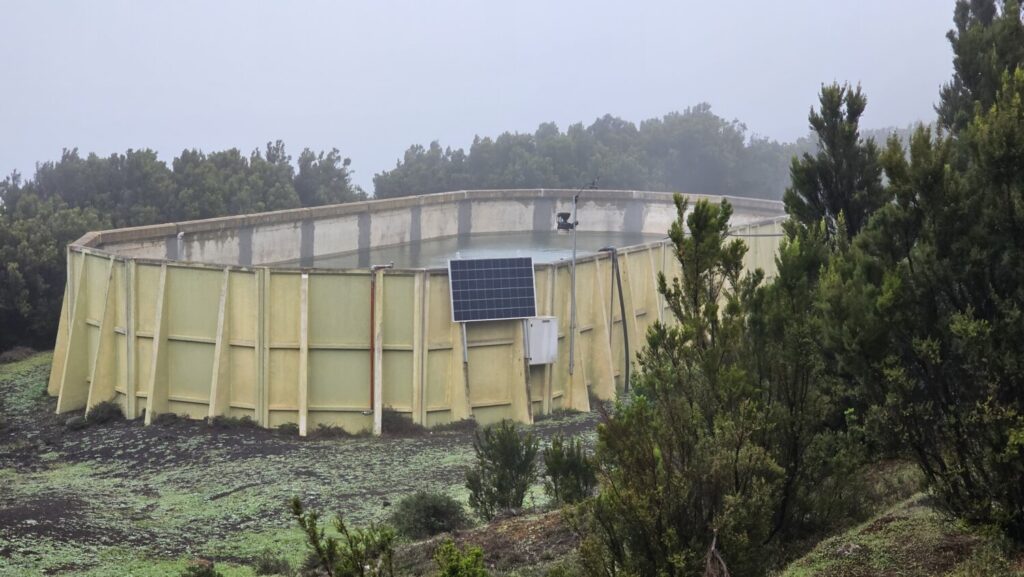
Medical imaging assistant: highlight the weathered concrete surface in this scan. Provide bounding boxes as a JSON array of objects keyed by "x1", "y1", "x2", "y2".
[{"x1": 81, "y1": 189, "x2": 783, "y2": 267}]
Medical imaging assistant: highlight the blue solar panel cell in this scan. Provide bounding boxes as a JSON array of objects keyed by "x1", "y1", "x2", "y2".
[{"x1": 448, "y1": 257, "x2": 537, "y2": 322}]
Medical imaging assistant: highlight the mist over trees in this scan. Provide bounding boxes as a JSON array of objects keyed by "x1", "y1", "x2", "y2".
[
  {"x1": 0, "y1": 142, "x2": 363, "y2": 351},
  {"x1": 0, "y1": 103, "x2": 919, "y2": 354},
  {"x1": 373, "y1": 105, "x2": 808, "y2": 200}
]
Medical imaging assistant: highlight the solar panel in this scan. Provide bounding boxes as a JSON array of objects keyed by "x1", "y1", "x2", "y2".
[{"x1": 448, "y1": 257, "x2": 537, "y2": 322}]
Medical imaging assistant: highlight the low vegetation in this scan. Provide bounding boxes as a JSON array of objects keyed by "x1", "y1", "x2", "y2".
[
  {"x1": 252, "y1": 550, "x2": 292, "y2": 576},
  {"x1": 381, "y1": 408, "x2": 428, "y2": 437},
  {"x1": 465, "y1": 420, "x2": 540, "y2": 520},
  {"x1": 433, "y1": 540, "x2": 489, "y2": 577},
  {"x1": 0, "y1": 346, "x2": 35, "y2": 364},
  {"x1": 291, "y1": 497, "x2": 397, "y2": 577},
  {"x1": 780, "y1": 494, "x2": 1023, "y2": 577},
  {"x1": 541, "y1": 434, "x2": 596, "y2": 506},
  {"x1": 86, "y1": 400, "x2": 123, "y2": 425},
  {"x1": 389, "y1": 491, "x2": 470, "y2": 540}
]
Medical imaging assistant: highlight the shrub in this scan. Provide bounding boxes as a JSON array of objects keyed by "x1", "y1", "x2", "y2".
[
  {"x1": 381, "y1": 408, "x2": 427, "y2": 436},
  {"x1": 253, "y1": 549, "x2": 292, "y2": 576},
  {"x1": 533, "y1": 408, "x2": 581, "y2": 423},
  {"x1": 434, "y1": 539, "x2": 489, "y2": 577},
  {"x1": 431, "y1": 419, "x2": 478, "y2": 433},
  {"x1": 311, "y1": 423, "x2": 368, "y2": 439},
  {"x1": 153, "y1": 412, "x2": 182, "y2": 425},
  {"x1": 542, "y1": 434, "x2": 597, "y2": 506},
  {"x1": 209, "y1": 414, "x2": 258, "y2": 429},
  {"x1": 291, "y1": 497, "x2": 395, "y2": 577},
  {"x1": 0, "y1": 346, "x2": 35, "y2": 364},
  {"x1": 389, "y1": 491, "x2": 469, "y2": 539},
  {"x1": 465, "y1": 420, "x2": 539, "y2": 520},
  {"x1": 277, "y1": 422, "x2": 300, "y2": 436},
  {"x1": 64, "y1": 415, "x2": 89, "y2": 431},
  {"x1": 579, "y1": 197, "x2": 865, "y2": 577},
  {"x1": 180, "y1": 560, "x2": 224, "y2": 577},
  {"x1": 543, "y1": 559, "x2": 583, "y2": 577},
  {"x1": 87, "y1": 400, "x2": 123, "y2": 424}
]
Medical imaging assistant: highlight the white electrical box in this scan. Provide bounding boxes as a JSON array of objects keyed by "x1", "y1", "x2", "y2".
[{"x1": 527, "y1": 316, "x2": 559, "y2": 365}]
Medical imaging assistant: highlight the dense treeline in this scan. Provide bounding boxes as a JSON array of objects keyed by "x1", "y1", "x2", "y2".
[
  {"x1": 0, "y1": 110, "x2": 913, "y2": 355},
  {"x1": 373, "y1": 105, "x2": 812, "y2": 200},
  {"x1": 0, "y1": 142, "x2": 363, "y2": 351}
]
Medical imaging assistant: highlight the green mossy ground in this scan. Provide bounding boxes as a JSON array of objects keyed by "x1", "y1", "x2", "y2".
[
  {"x1": 3, "y1": 352, "x2": 1020, "y2": 576},
  {"x1": 779, "y1": 494, "x2": 1024, "y2": 577},
  {"x1": 0, "y1": 352, "x2": 592, "y2": 576}
]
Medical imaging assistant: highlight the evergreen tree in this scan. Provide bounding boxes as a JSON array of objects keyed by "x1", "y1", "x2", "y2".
[
  {"x1": 583, "y1": 196, "x2": 777, "y2": 577},
  {"x1": 937, "y1": 0, "x2": 1024, "y2": 133},
  {"x1": 580, "y1": 195, "x2": 867, "y2": 576},
  {"x1": 0, "y1": 142, "x2": 361, "y2": 351},
  {"x1": 295, "y1": 148, "x2": 365, "y2": 206},
  {"x1": 373, "y1": 108, "x2": 804, "y2": 200},
  {"x1": 783, "y1": 83, "x2": 889, "y2": 241},
  {"x1": 822, "y1": 70, "x2": 1024, "y2": 540}
]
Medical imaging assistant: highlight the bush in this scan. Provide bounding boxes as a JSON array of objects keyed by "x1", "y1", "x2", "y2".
[
  {"x1": 277, "y1": 422, "x2": 300, "y2": 436},
  {"x1": 0, "y1": 346, "x2": 35, "y2": 364},
  {"x1": 543, "y1": 559, "x2": 584, "y2": 577},
  {"x1": 542, "y1": 434, "x2": 597, "y2": 506},
  {"x1": 533, "y1": 408, "x2": 581, "y2": 423},
  {"x1": 87, "y1": 400, "x2": 123, "y2": 424},
  {"x1": 434, "y1": 539, "x2": 489, "y2": 577},
  {"x1": 209, "y1": 414, "x2": 258, "y2": 429},
  {"x1": 64, "y1": 415, "x2": 89, "y2": 431},
  {"x1": 252, "y1": 549, "x2": 292, "y2": 576},
  {"x1": 153, "y1": 412, "x2": 182, "y2": 425},
  {"x1": 310, "y1": 423, "x2": 370, "y2": 439},
  {"x1": 291, "y1": 497, "x2": 395, "y2": 577},
  {"x1": 465, "y1": 420, "x2": 539, "y2": 520},
  {"x1": 389, "y1": 491, "x2": 469, "y2": 539},
  {"x1": 180, "y1": 560, "x2": 224, "y2": 577},
  {"x1": 431, "y1": 419, "x2": 477, "y2": 433},
  {"x1": 381, "y1": 408, "x2": 427, "y2": 436}
]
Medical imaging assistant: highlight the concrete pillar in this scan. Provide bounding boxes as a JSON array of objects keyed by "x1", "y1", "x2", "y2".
[
  {"x1": 257, "y1": 268, "x2": 269, "y2": 426},
  {"x1": 85, "y1": 257, "x2": 118, "y2": 413},
  {"x1": 56, "y1": 253, "x2": 91, "y2": 414},
  {"x1": 144, "y1": 264, "x2": 169, "y2": 425},
  {"x1": 48, "y1": 283, "x2": 71, "y2": 397},
  {"x1": 208, "y1": 268, "x2": 231, "y2": 421},
  {"x1": 371, "y1": 268, "x2": 386, "y2": 435},
  {"x1": 297, "y1": 272, "x2": 309, "y2": 436},
  {"x1": 411, "y1": 272, "x2": 426, "y2": 425},
  {"x1": 125, "y1": 260, "x2": 138, "y2": 419}
]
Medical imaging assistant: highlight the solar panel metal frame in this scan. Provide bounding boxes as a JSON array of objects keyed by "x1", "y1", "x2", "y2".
[{"x1": 448, "y1": 257, "x2": 538, "y2": 323}]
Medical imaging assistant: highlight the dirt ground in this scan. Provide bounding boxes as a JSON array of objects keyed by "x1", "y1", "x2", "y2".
[{"x1": 0, "y1": 353, "x2": 597, "y2": 576}]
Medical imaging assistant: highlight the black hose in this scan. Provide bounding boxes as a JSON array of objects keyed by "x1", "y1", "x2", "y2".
[{"x1": 600, "y1": 247, "x2": 630, "y2": 392}]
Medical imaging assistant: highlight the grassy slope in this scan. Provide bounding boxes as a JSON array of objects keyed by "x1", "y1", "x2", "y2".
[
  {"x1": 779, "y1": 494, "x2": 1024, "y2": 577},
  {"x1": 0, "y1": 352, "x2": 593, "y2": 576}
]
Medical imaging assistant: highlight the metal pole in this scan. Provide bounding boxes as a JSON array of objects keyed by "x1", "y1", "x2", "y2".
[
  {"x1": 600, "y1": 247, "x2": 630, "y2": 392},
  {"x1": 569, "y1": 192, "x2": 578, "y2": 376}
]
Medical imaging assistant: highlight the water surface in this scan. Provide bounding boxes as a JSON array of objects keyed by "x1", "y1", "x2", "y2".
[{"x1": 296, "y1": 231, "x2": 667, "y2": 269}]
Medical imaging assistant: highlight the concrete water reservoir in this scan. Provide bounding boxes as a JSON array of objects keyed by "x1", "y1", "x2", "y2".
[{"x1": 48, "y1": 189, "x2": 785, "y2": 435}]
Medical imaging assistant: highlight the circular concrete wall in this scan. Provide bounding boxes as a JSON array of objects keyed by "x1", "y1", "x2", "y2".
[{"x1": 49, "y1": 189, "x2": 785, "y2": 434}]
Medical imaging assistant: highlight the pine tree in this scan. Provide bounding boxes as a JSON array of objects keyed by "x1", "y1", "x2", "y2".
[
  {"x1": 783, "y1": 83, "x2": 889, "y2": 241},
  {"x1": 937, "y1": 0, "x2": 1024, "y2": 133}
]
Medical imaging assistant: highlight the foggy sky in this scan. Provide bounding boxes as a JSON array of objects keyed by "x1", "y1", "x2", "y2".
[{"x1": 1, "y1": 1, "x2": 955, "y2": 192}]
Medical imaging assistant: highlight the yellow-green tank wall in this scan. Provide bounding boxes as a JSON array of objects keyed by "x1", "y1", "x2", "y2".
[{"x1": 48, "y1": 190, "x2": 785, "y2": 434}]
